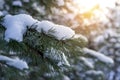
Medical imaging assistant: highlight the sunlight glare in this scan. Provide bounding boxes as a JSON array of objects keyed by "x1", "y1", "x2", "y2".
[
  {"x1": 74, "y1": 0, "x2": 116, "y2": 12},
  {"x1": 98, "y1": 0, "x2": 116, "y2": 8},
  {"x1": 73, "y1": 0, "x2": 116, "y2": 19},
  {"x1": 74, "y1": 0, "x2": 98, "y2": 12}
]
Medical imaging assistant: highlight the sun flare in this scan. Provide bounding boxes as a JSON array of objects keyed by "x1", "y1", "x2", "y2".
[
  {"x1": 74, "y1": 0, "x2": 116, "y2": 11},
  {"x1": 73, "y1": 0, "x2": 116, "y2": 18}
]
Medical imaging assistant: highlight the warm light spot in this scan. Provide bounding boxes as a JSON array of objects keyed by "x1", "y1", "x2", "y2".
[
  {"x1": 74, "y1": 0, "x2": 98, "y2": 12},
  {"x1": 74, "y1": 0, "x2": 115, "y2": 11},
  {"x1": 81, "y1": 5, "x2": 99, "y2": 18},
  {"x1": 73, "y1": 0, "x2": 116, "y2": 19},
  {"x1": 71, "y1": 0, "x2": 117, "y2": 36}
]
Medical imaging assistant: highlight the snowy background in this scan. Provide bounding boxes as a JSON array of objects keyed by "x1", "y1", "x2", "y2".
[{"x1": 0, "y1": 0, "x2": 120, "y2": 80}]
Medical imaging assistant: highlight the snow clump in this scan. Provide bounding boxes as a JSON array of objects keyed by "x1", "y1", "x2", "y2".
[
  {"x1": 0, "y1": 55, "x2": 28, "y2": 70},
  {"x1": 83, "y1": 48, "x2": 114, "y2": 65},
  {"x1": 2, "y1": 14, "x2": 38, "y2": 42},
  {"x1": 36, "y1": 20, "x2": 75, "y2": 40},
  {"x1": 2, "y1": 14, "x2": 75, "y2": 42}
]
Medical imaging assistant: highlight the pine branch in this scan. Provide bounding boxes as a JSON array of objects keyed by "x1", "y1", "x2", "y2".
[{"x1": 24, "y1": 42, "x2": 44, "y2": 58}]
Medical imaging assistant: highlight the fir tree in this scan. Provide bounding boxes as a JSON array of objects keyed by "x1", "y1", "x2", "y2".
[{"x1": 0, "y1": 0, "x2": 114, "y2": 80}]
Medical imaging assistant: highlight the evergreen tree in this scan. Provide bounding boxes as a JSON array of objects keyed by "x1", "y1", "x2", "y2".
[{"x1": 0, "y1": 0, "x2": 114, "y2": 80}]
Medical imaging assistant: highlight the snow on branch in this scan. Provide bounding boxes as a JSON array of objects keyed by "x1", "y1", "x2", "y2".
[
  {"x1": 2, "y1": 14, "x2": 75, "y2": 42},
  {"x1": 85, "y1": 70, "x2": 103, "y2": 76},
  {"x1": 83, "y1": 48, "x2": 114, "y2": 65},
  {"x1": 36, "y1": 20, "x2": 75, "y2": 40},
  {"x1": 79, "y1": 57, "x2": 94, "y2": 69},
  {"x1": 2, "y1": 14, "x2": 38, "y2": 42},
  {"x1": 0, "y1": 55, "x2": 28, "y2": 70}
]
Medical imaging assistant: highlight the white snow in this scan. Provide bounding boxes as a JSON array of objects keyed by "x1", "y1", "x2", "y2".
[
  {"x1": 83, "y1": 48, "x2": 114, "y2": 64},
  {"x1": 53, "y1": 25, "x2": 75, "y2": 40},
  {"x1": 0, "y1": 11, "x2": 3, "y2": 16},
  {"x1": 0, "y1": 55, "x2": 12, "y2": 61},
  {"x1": 3, "y1": 14, "x2": 75, "y2": 42},
  {"x1": 79, "y1": 57, "x2": 94, "y2": 69},
  {"x1": 62, "y1": 75, "x2": 70, "y2": 80},
  {"x1": 0, "y1": 0, "x2": 4, "y2": 9},
  {"x1": 0, "y1": 55, "x2": 28, "y2": 70},
  {"x1": 36, "y1": 20, "x2": 75, "y2": 40},
  {"x1": 104, "y1": 29, "x2": 117, "y2": 37},
  {"x1": 61, "y1": 52, "x2": 70, "y2": 66},
  {"x1": 109, "y1": 38, "x2": 117, "y2": 43},
  {"x1": 2, "y1": 14, "x2": 38, "y2": 42},
  {"x1": 115, "y1": 43, "x2": 120, "y2": 48},
  {"x1": 12, "y1": 0, "x2": 22, "y2": 7},
  {"x1": 117, "y1": 66, "x2": 120, "y2": 72},
  {"x1": 51, "y1": 7, "x2": 60, "y2": 14},
  {"x1": 56, "y1": 0, "x2": 64, "y2": 6},
  {"x1": 36, "y1": 21, "x2": 55, "y2": 33},
  {"x1": 85, "y1": 70, "x2": 103, "y2": 75},
  {"x1": 32, "y1": 3, "x2": 46, "y2": 15},
  {"x1": 94, "y1": 35, "x2": 105, "y2": 44},
  {"x1": 45, "y1": 47, "x2": 70, "y2": 66},
  {"x1": 108, "y1": 71, "x2": 115, "y2": 80},
  {"x1": 94, "y1": 29, "x2": 118, "y2": 45},
  {"x1": 73, "y1": 34, "x2": 88, "y2": 42}
]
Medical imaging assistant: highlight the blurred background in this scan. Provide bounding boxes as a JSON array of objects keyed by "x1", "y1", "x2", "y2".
[{"x1": 1, "y1": 0, "x2": 120, "y2": 80}]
